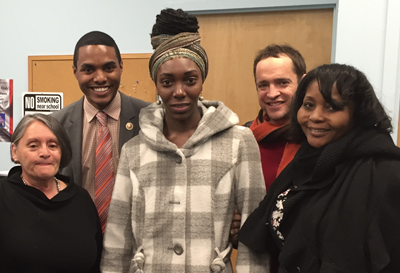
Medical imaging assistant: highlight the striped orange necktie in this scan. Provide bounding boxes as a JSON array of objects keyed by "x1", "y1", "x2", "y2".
[{"x1": 95, "y1": 111, "x2": 115, "y2": 233}]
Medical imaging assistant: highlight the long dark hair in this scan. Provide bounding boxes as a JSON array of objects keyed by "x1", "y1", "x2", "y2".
[{"x1": 291, "y1": 63, "x2": 392, "y2": 143}]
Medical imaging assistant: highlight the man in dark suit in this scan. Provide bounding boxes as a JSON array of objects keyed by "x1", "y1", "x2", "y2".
[{"x1": 52, "y1": 31, "x2": 149, "y2": 230}]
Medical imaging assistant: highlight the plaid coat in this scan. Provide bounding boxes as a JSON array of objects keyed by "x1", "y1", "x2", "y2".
[{"x1": 101, "y1": 101, "x2": 269, "y2": 273}]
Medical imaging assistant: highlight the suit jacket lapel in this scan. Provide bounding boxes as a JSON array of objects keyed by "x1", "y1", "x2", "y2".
[
  {"x1": 65, "y1": 98, "x2": 84, "y2": 186},
  {"x1": 118, "y1": 92, "x2": 141, "y2": 152}
]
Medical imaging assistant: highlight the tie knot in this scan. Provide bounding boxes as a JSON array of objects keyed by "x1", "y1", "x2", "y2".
[{"x1": 96, "y1": 111, "x2": 108, "y2": 127}]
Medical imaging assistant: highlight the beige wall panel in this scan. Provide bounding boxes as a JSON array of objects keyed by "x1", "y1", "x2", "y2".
[
  {"x1": 197, "y1": 9, "x2": 333, "y2": 124},
  {"x1": 29, "y1": 54, "x2": 154, "y2": 107},
  {"x1": 119, "y1": 55, "x2": 156, "y2": 103}
]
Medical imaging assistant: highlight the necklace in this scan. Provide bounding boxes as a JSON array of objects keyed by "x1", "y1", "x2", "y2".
[{"x1": 21, "y1": 175, "x2": 60, "y2": 193}]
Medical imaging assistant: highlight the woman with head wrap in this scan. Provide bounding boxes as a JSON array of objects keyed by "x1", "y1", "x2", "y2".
[{"x1": 101, "y1": 8, "x2": 268, "y2": 273}]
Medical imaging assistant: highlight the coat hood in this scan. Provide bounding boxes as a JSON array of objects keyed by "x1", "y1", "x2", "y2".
[{"x1": 139, "y1": 100, "x2": 239, "y2": 156}]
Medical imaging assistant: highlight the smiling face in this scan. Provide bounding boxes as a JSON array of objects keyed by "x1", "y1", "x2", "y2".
[
  {"x1": 74, "y1": 45, "x2": 123, "y2": 110},
  {"x1": 297, "y1": 80, "x2": 353, "y2": 148},
  {"x1": 11, "y1": 120, "x2": 61, "y2": 184},
  {"x1": 156, "y1": 57, "x2": 203, "y2": 125},
  {"x1": 255, "y1": 55, "x2": 299, "y2": 124}
]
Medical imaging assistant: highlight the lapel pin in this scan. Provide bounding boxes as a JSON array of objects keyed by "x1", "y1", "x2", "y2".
[{"x1": 126, "y1": 122, "x2": 134, "y2": 131}]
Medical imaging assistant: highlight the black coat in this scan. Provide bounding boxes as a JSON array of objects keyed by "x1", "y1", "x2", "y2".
[
  {"x1": 0, "y1": 166, "x2": 102, "y2": 272},
  {"x1": 239, "y1": 128, "x2": 400, "y2": 272}
]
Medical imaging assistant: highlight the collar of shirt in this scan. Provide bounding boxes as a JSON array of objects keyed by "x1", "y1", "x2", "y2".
[{"x1": 83, "y1": 91, "x2": 122, "y2": 122}]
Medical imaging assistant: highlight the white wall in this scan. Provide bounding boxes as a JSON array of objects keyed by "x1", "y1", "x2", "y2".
[
  {"x1": 335, "y1": 0, "x2": 400, "y2": 141},
  {"x1": 0, "y1": 0, "x2": 399, "y2": 172}
]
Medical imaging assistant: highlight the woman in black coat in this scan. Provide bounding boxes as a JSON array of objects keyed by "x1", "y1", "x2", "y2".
[{"x1": 239, "y1": 64, "x2": 400, "y2": 272}]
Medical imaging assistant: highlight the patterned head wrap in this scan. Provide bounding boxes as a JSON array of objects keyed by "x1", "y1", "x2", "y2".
[{"x1": 149, "y1": 32, "x2": 208, "y2": 82}]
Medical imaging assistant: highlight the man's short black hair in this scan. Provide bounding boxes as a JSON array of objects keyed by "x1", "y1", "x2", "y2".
[{"x1": 73, "y1": 31, "x2": 121, "y2": 67}]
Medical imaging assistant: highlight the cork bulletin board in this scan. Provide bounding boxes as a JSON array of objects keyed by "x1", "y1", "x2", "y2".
[{"x1": 28, "y1": 53, "x2": 155, "y2": 107}]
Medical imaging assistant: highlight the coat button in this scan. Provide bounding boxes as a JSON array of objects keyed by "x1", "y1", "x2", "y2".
[
  {"x1": 173, "y1": 244, "x2": 184, "y2": 255},
  {"x1": 175, "y1": 157, "x2": 182, "y2": 164}
]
